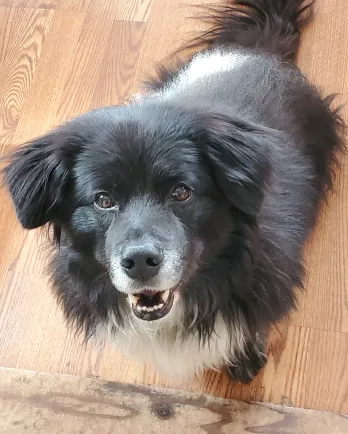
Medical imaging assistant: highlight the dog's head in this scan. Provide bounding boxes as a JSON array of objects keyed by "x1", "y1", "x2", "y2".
[{"x1": 4, "y1": 100, "x2": 272, "y2": 330}]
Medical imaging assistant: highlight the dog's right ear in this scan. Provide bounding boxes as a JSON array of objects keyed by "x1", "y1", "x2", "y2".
[{"x1": 3, "y1": 129, "x2": 80, "y2": 229}]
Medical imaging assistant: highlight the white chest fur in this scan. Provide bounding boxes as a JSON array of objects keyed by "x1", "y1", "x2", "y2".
[{"x1": 96, "y1": 313, "x2": 245, "y2": 380}]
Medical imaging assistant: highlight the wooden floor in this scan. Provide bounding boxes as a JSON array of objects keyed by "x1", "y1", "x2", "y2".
[{"x1": 0, "y1": 0, "x2": 347, "y2": 415}]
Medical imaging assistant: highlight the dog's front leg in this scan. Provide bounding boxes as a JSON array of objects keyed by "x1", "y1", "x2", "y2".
[{"x1": 225, "y1": 331, "x2": 267, "y2": 383}]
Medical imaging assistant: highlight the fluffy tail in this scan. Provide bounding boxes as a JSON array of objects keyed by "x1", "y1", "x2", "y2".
[{"x1": 187, "y1": 0, "x2": 314, "y2": 61}]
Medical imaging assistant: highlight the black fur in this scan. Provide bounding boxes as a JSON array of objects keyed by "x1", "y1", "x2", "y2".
[
  {"x1": 2, "y1": 0, "x2": 345, "y2": 382},
  {"x1": 182, "y1": 0, "x2": 314, "y2": 61}
]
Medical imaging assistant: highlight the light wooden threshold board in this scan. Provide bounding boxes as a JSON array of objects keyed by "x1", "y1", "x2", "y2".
[{"x1": 0, "y1": 367, "x2": 347, "y2": 433}]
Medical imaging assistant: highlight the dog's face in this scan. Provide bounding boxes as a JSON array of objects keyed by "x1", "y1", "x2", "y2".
[
  {"x1": 4, "y1": 100, "x2": 271, "y2": 328},
  {"x1": 65, "y1": 104, "x2": 234, "y2": 323}
]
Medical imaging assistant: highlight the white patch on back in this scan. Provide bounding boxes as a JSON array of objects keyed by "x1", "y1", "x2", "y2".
[{"x1": 159, "y1": 49, "x2": 250, "y2": 98}]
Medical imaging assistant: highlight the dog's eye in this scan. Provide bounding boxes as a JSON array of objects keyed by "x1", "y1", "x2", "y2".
[
  {"x1": 171, "y1": 184, "x2": 192, "y2": 202},
  {"x1": 94, "y1": 192, "x2": 116, "y2": 210}
]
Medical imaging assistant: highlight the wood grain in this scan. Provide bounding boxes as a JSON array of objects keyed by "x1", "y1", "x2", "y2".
[
  {"x1": 12, "y1": 9, "x2": 84, "y2": 142},
  {"x1": 0, "y1": 0, "x2": 347, "y2": 415},
  {"x1": 83, "y1": 0, "x2": 152, "y2": 22},
  {"x1": 54, "y1": 3, "x2": 148, "y2": 121},
  {"x1": 0, "y1": 6, "x2": 53, "y2": 144},
  {"x1": 0, "y1": 1, "x2": 85, "y2": 10},
  {"x1": 0, "y1": 1, "x2": 59, "y2": 9},
  {"x1": 115, "y1": 0, "x2": 152, "y2": 22},
  {"x1": 91, "y1": 20, "x2": 147, "y2": 107}
]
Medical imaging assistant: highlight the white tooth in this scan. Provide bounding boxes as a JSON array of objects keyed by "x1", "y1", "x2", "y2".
[
  {"x1": 129, "y1": 294, "x2": 139, "y2": 305},
  {"x1": 162, "y1": 290, "x2": 170, "y2": 302},
  {"x1": 146, "y1": 307, "x2": 155, "y2": 312},
  {"x1": 158, "y1": 304, "x2": 164, "y2": 309}
]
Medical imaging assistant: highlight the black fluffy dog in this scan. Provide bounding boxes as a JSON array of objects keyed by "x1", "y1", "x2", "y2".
[{"x1": 3, "y1": 0, "x2": 344, "y2": 382}]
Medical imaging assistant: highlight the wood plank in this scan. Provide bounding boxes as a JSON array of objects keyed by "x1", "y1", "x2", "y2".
[
  {"x1": 113, "y1": 0, "x2": 152, "y2": 22},
  {"x1": 262, "y1": 326, "x2": 348, "y2": 414},
  {"x1": 0, "y1": 368, "x2": 347, "y2": 434},
  {"x1": 0, "y1": 1, "x2": 86, "y2": 10},
  {"x1": 0, "y1": 272, "x2": 96, "y2": 375},
  {"x1": 12, "y1": 9, "x2": 85, "y2": 143},
  {"x1": 0, "y1": 1, "x2": 59, "y2": 9},
  {"x1": 54, "y1": 7, "x2": 147, "y2": 121},
  {"x1": 91, "y1": 20, "x2": 147, "y2": 107},
  {"x1": 82, "y1": 0, "x2": 152, "y2": 22},
  {"x1": 291, "y1": 0, "x2": 348, "y2": 334},
  {"x1": 0, "y1": 6, "x2": 54, "y2": 144},
  {"x1": 53, "y1": 8, "x2": 116, "y2": 120}
]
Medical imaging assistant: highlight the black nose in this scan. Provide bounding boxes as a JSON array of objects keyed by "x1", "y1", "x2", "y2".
[{"x1": 120, "y1": 244, "x2": 164, "y2": 281}]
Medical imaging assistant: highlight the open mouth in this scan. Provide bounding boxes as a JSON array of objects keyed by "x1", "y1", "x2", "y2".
[{"x1": 128, "y1": 289, "x2": 175, "y2": 321}]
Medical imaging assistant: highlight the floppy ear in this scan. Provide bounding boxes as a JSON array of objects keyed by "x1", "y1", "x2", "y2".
[
  {"x1": 3, "y1": 129, "x2": 79, "y2": 229},
  {"x1": 198, "y1": 111, "x2": 274, "y2": 216}
]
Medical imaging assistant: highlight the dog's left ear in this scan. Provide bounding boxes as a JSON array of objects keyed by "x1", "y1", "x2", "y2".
[
  {"x1": 198, "y1": 111, "x2": 274, "y2": 216},
  {"x1": 3, "y1": 127, "x2": 81, "y2": 229}
]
